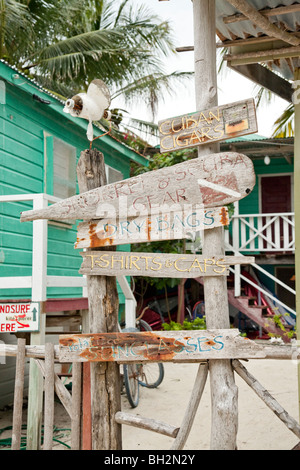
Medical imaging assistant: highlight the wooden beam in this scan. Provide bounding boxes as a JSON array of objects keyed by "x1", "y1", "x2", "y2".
[
  {"x1": 76, "y1": 149, "x2": 122, "y2": 451},
  {"x1": 193, "y1": 0, "x2": 238, "y2": 450},
  {"x1": 11, "y1": 338, "x2": 26, "y2": 450},
  {"x1": 217, "y1": 32, "x2": 300, "y2": 49},
  {"x1": 293, "y1": 67, "x2": 300, "y2": 421},
  {"x1": 115, "y1": 412, "x2": 179, "y2": 438},
  {"x1": 228, "y1": 63, "x2": 293, "y2": 102},
  {"x1": 225, "y1": 45, "x2": 300, "y2": 66},
  {"x1": 58, "y1": 329, "x2": 267, "y2": 363},
  {"x1": 232, "y1": 359, "x2": 300, "y2": 439},
  {"x1": 223, "y1": 3, "x2": 300, "y2": 24}
]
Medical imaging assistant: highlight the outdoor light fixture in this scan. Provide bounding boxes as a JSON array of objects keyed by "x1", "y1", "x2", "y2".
[{"x1": 264, "y1": 155, "x2": 271, "y2": 165}]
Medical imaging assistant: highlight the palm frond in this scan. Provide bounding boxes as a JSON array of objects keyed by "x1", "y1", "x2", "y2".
[
  {"x1": 113, "y1": 71, "x2": 193, "y2": 119},
  {"x1": 272, "y1": 103, "x2": 294, "y2": 137}
]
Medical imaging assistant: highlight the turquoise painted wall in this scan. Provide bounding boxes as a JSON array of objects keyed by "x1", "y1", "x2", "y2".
[
  {"x1": 238, "y1": 157, "x2": 293, "y2": 215},
  {"x1": 0, "y1": 63, "x2": 144, "y2": 303}
]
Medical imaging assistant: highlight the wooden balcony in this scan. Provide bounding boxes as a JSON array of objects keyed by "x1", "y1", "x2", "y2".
[{"x1": 228, "y1": 212, "x2": 295, "y2": 254}]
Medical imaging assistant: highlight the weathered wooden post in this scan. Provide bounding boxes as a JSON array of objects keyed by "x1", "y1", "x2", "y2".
[
  {"x1": 193, "y1": 0, "x2": 238, "y2": 449},
  {"x1": 76, "y1": 148, "x2": 122, "y2": 450},
  {"x1": 293, "y1": 67, "x2": 300, "y2": 420}
]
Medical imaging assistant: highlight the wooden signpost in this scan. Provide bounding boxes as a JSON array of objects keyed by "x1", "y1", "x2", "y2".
[
  {"x1": 158, "y1": 98, "x2": 257, "y2": 153},
  {"x1": 75, "y1": 206, "x2": 229, "y2": 249},
  {"x1": 58, "y1": 329, "x2": 265, "y2": 364},
  {"x1": 79, "y1": 251, "x2": 254, "y2": 279},
  {"x1": 20, "y1": 151, "x2": 255, "y2": 223}
]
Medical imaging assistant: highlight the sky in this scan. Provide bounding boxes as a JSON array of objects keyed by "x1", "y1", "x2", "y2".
[{"x1": 117, "y1": 0, "x2": 289, "y2": 141}]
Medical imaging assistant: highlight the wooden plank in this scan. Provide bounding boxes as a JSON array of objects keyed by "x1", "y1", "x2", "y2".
[
  {"x1": 20, "y1": 152, "x2": 256, "y2": 222},
  {"x1": 76, "y1": 148, "x2": 122, "y2": 451},
  {"x1": 171, "y1": 361, "x2": 208, "y2": 450},
  {"x1": 115, "y1": 412, "x2": 179, "y2": 438},
  {"x1": 58, "y1": 329, "x2": 266, "y2": 363},
  {"x1": 11, "y1": 338, "x2": 26, "y2": 450},
  {"x1": 0, "y1": 341, "x2": 299, "y2": 361},
  {"x1": 71, "y1": 363, "x2": 82, "y2": 450},
  {"x1": 194, "y1": 0, "x2": 238, "y2": 451},
  {"x1": 43, "y1": 343, "x2": 55, "y2": 450},
  {"x1": 232, "y1": 359, "x2": 300, "y2": 439},
  {"x1": 75, "y1": 206, "x2": 229, "y2": 249},
  {"x1": 79, "y1": 251, "x2": 255, "y2": 279},
  {"x1": 158, "y1": 99, "x2": 257, "y2": 153},
  {"x1": 228, "y1": 64, "x2": 293, "y2": 103}
]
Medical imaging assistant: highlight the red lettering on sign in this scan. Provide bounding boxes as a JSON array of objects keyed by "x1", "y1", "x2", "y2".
[{"x1": 0, "y1": 323, "x2": 16, "y2": 332}]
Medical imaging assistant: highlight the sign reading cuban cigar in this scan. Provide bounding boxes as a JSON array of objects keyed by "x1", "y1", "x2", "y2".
[
  {"x1": 20, "y1": 151, "x2": 255, "y2": 223},
  {"x1": 79, "y1": 251, "x2": 254, "y2": 279},
  {"x1": 158, "y1": 98, "x2": 257, "y2": 153},
  {"x1": 58, "y1": 329, "x2": 265, "y2": 364}
]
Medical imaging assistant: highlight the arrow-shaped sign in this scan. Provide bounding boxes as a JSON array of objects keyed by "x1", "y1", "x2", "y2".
[{"x1": 20, "y1": 152, "x2": 255, "y2": 223}]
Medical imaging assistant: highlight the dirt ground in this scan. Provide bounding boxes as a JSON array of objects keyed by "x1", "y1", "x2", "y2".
[{"x1": 0, "y1": 358, "x2": 299, "y2": 451}]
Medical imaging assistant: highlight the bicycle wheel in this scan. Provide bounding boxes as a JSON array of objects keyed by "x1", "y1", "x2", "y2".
[
  {"x1": 137, "y1": 319, "x2": 165, "y2": 389},
  {"x1": 123, "y1": 363, "x2": 140, "y2": 408}
]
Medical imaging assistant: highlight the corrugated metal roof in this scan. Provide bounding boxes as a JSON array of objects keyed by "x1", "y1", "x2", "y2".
[
  {"x1": 216, "y1": 0, "x2": 300, "y2": 39},
  {"x1": 216, "y1": 0, "x2": 300, "y2": 80}
]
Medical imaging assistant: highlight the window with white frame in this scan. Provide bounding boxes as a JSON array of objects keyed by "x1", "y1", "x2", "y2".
[
  {"x1": 52, "y1": 137, "x2": 77, "y2": 199},
  {"x1": 105, "y1": 165, "x2": 123, "y2": 184}
]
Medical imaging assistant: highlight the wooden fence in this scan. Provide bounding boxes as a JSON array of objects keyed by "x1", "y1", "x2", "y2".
[{"x1": 1, "y1": 337, "x2": 300, "y2": 450}]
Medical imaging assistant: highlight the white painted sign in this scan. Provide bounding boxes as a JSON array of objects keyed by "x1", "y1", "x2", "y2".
[
  {"x1": 20, "y1": 152, "x2": 255, "y2": 223},
  {"x1": 0, "y1": 302, "x2": 40, "y2": 332},
  {"x1": 75, "y1": 206, "x2": 229, "y2": 249}
]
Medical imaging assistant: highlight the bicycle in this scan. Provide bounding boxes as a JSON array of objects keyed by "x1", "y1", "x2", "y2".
[{"x1": 122, "y1": 317, "x2": 165, "y2": 408}]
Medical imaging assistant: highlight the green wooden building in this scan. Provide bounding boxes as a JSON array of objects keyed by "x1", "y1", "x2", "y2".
[
  {"x1": 0, "y1": 58, "x2": 148, "y2": 326},
  {"x1": 221, "y1": 135, "x2": 295, "y2": 338}
]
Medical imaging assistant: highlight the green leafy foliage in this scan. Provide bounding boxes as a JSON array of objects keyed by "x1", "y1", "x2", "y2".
[{"x1": 162, "y1": 317, "x2": 206, "y2": 331}]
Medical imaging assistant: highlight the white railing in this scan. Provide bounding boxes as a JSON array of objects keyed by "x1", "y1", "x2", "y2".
[
  {"x1": 0, "y1": 193, "x2": 86, "y2": 301},
  {"x1": 230, "y1": 212, "x2": 295, "y2": 253},
  {"x1": 225, "y1": 242, "x2": 296, "y2": 318}
]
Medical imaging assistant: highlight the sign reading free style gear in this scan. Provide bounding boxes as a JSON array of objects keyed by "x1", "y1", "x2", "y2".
[{"x1": 0, "y1": 302, "x2": 40, "y2": 332}]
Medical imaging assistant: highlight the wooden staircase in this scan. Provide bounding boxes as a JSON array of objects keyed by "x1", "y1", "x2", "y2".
[
  {"x1": 226, "y1": 288, "x2": 290, "y2": 341},
  {"x1": 195, "y1": 277, "x2": 293, "y2": 342}
]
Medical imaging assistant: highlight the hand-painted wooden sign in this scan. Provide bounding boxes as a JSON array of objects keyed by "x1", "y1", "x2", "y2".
[
  {"x1": 75, "y1": 206, "x2": 229, "y2": 249},
  {"x1": 79, "y1": 251, "x2": 254, "y2": 279},
  {"x1": 20, "y1": 152, "x2": 255, "y2": 222},
  {"x1": 158, "y1": 98, "x2": 257, "y2": 153},
  {"x1": 58, "y1": 329, "x2": 265, "y2": 363},
  {"x1": 0, "y1": 302, "x2": 39, "y2": 332}
]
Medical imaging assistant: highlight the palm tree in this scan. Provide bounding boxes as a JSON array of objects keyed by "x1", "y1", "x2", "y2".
[{"x1": 1, "y1": 0, "x2": 192, "y2": 140}]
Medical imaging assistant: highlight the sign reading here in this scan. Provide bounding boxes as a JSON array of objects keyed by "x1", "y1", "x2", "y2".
[
  {"x1": 0, "y1": 302, "x2": 39, "y2": 332},
  {"x1": 158, "y1": 98, "x2": 257, "y2": 153}
]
